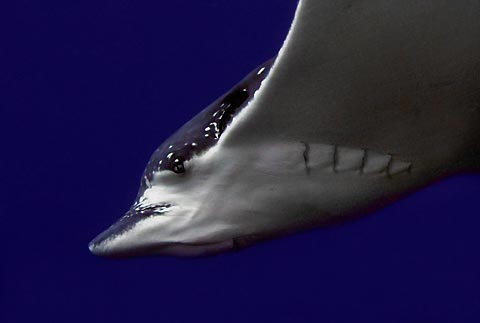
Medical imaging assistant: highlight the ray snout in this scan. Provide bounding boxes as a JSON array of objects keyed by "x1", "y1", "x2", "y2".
[
  {"x1": 89, "y1": 211, "x2": 148, "y2": 257},
  {"x1": 88, "y1": 203, "x2": 236, "y2": 258}
]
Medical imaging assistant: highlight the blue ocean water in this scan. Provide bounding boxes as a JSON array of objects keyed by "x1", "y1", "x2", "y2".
[{"x1": 2, "y1": 1, "x2": 480, "y2": 322}]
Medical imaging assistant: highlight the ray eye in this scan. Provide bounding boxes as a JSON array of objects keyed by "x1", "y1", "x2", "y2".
[{"x1": 171, "y1": 155, "x2": 186, "y2": 174}]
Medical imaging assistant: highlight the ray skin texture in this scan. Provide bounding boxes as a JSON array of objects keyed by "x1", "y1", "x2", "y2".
[{"x1": 89, "y1": 0, "x2": 480, "y2": 257}]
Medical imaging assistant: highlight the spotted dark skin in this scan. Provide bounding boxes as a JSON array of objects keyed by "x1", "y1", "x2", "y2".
[{"x1": 142, "y1": 57, "x2": 275, "y2": 181}]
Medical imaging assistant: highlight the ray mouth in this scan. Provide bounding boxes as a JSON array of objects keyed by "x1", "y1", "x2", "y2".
[{"x1": 88, "y1": 203, "x2": 172, "y2": 253}]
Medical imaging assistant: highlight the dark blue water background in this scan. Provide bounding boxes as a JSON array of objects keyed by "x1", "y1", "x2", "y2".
[{"x1": 2, "y1": 1, "x2": 480, "y2": 322}]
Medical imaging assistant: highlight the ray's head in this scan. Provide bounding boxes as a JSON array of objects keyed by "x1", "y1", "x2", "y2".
[{"x1": 88, "y1": 60, "x2": 280, "y2": 258}]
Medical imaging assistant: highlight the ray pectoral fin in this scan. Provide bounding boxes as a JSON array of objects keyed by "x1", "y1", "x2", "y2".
[{"x1": 221, "y1": 0, "x2": 479, "y2": 179}]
